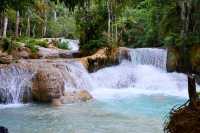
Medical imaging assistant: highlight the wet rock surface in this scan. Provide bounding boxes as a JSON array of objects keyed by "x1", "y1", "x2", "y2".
[
  {"x1": 32, "y1": 66, "x2": 65, "y2": 102},
  {"x1": 79, "y1": 47, "x2": 130, "y2": 73},
  {"x1": 62, "y1": 90, "x2": 93, "y2": 104}
]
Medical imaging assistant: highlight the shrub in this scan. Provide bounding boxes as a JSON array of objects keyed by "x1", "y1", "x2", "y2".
[
  {"x1": 57, "y1": 41, "x2": 69, "y2": 50},
  {"x1": 17, "y1": 37, "x2": 48, "y2": 48},
  {"x1": 25, "y1": 43, "x2": 38, "y2": 53},
  {"x1": 29, "y1": 39, "x2": 48, "y2": 48},
  {"x1": 0, "y1": 38, "x2": 20, "y2": 53}
]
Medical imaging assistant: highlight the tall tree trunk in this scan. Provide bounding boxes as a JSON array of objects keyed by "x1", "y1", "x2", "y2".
[
  {"x1": 15, "y1": 10, "x2": 20, "y2": 38},
  {"x1": 3, "y1": 16, "x2": 8, "y2": 38},
  {"x1": 26, "y1": 16, "x2": 31, "y2": 37},
  {"x1": 180, "y1": 0, "x2": 198, "y2": 108},
  {"x1": 0, "y1": 14, "x2": 3, "y2": 37},
  {"x1": 188, "y1": 74, "x2": 198, "y2": 108},
  {"x1": 54, "y1": 10, "x2": 57, "y2": 22},
  {"x1": 107, "y1": 0, "x2": 111, "y2": 37},
  {"x1": 115, "y1": 15, "x2": 118, "y2": 42},
  {"x1": 180, "y1": 0, "x2": 193, "y2": 73},
  {"x1": 43, "y1": 13, "x2": 47, "y2": 37},
  {"x1": 32, "y1": 24, "x2": 36, "y2": 38}
]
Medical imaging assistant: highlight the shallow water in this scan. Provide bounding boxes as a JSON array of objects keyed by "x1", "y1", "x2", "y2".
[{"x1": 0, "y1": 95, "x2": 185, "y2": 133}]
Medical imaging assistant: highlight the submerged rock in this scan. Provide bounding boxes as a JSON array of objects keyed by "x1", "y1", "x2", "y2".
[
  {"x1": 0, "y1": 126, "x2": 9, "y2": 133},
  {"x1": 51, "y1": 98, "x2": 63, "y2": 106},
  {"x1": 63, "y1": 90, "x2": 93, "y2": 103}
]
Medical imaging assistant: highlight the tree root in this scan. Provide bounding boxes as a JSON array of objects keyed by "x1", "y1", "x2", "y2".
[{"x1": 164, "y1": 100, "x2": 200, "y2": 133}]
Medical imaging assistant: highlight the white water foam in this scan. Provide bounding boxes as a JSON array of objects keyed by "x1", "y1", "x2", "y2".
[
  {"x1": 90, "y1": 48, "x2": 200, "y2": 100},
  {"x1": 0, "y1": 66, "x2": 34, "y2": 104},
  {"x1": 90, "y1": 61, "x2": 191, "y2": 100},
  {"x1": 61, "y1": 39, "x2": 79, "y2": 51},
  {"x1": 0, "y1": 103, "x2": 27, "y2": 109},
  {"x1": 129, "y1": 48, "x2": 167, "y2": 70}
]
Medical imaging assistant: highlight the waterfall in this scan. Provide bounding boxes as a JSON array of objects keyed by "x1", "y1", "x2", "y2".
[
  {"x1": 61, "y1": 39, "x2": 79, "y2": 51},
  {"x1": 91, "y1": 48, "x2": 199, "y2": 100},
  {"x1": 129, "y1": 48, "x2": 167, "y2": 70},
  {"x1": 0, "y1": 61, "x2": 94, "y2": 105},
  {"x1": 59, "y1": 61, "x2": 95, "y2": 91},
  {"x1": 0, "y1": 48, "x2": 199, "y2": 106},
  {"x1": 0, "y1": 65, "x2": 34, "y2": 104}
]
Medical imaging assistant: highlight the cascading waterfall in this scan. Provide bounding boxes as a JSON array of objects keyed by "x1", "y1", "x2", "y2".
[
  {"x1": 0, "y1": 66, "x2": 34, "y2": 104},
  {"x1": 60, "y1": 61, "x2": 95, "y2": 91},
  {"x1": 0, "y1": 48, "x2": 199, "y2": 105},
  {"x1": 91, "y1": 48, "x2": 199, "y2": 100},
  {"x1": 0, "y1": 61, "x2": 94, "y2": 104},
  {"x1": 1, "y1": 48, "x2": 199, "y2": 133},
  {"x1": 129, "y1": 48, "x2": 167, "y2": 70}
]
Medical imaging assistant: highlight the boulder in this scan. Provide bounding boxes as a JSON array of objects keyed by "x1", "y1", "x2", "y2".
[
  {"x1": 11, "y1": 47, "x2": 32, "y2": 59},
  {"x1": 32, "y1": 66, "x2": 65, "y2": 103},
  {"x1": 37, "y1": 47, "x2": 74, "y2": 59},
  {"x1": 63, "y1": 90, "x2": 93, "y2": 103},
  {"x1": 37, "y1": 47, "x2": 60, "y2": 59},
  {"x1": 0, "y1": 52, "x2": 13, "y2": 64}
]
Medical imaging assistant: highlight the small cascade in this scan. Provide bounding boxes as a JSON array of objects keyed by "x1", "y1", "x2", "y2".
[
  {"x1": 0, "y1": 66, "x2": 34, "y2": 104},
  {"x1": 91, "y1": 61, "x2": 136, "y2": 89},
  {"x1": 60, "y1": 61, "x2": 95, "y2": 91},
  {"x1": 0, "y1": 61, "x2": 94, "y2": 105},
  {"x1": 129, "y1": 48, "x2": 167, "y2": 70},
  {"x1": 61, "y1": 39, "x2": 79, "y2": 51}
]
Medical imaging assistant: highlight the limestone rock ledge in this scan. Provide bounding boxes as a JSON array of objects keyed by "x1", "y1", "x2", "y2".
[
  {"x1": 78, "y1": 47, "x2": 130, "y2": 73},
  {"x1": 0, "y1": 47, "x2": 129, "y2": 105}
]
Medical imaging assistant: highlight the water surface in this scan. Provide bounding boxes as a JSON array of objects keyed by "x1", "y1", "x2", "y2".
[{"x1": 0, "y1": 95, "x2": 185, "y2": 133}]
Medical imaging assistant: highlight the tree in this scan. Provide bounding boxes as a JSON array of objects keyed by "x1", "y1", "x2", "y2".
[
  {"x1": 7, "y1": 0, "x2": 34, "y2": 37},
  {"x1": 0, "y1": 1, "x2": 10, "y2": 38},
  {"x1": 179, "y1": 0, "x2": 198, "y2": 108}
]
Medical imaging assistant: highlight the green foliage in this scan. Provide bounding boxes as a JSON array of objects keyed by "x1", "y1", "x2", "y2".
[
  {"x1": 1, "y1": 0, "x2": 200, "y2": 51},
  {"x1": 57, "y1": 0, "x2": 90, "y2": 11},
  {"x1": 75, "y1": 4, "x2": 109, "y2": 52},
  {"x1": 25, "y1": 43, "x2": 39, "y2": 53},
  {"x1": 16, "y1": 37, "x2": 48, "y2": 53},
  {"x1": 47, "y1": 16, "x2": 77, "y2": 38},
  {"x1": 57, "y1": 41, "x2": 69, "y2": 49},
  {"x1": 119, "y1": 0, "x2": 200, "y2": 48},
  {"x1": 163, "y1": 33, "x2": 181, "y2": 47},
  {"x1": 18, "y1": 37, "x2": 48, "y2": 48},
  {"x1": 0, "y1": 38, "x2": 20, "y2": 53}
]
